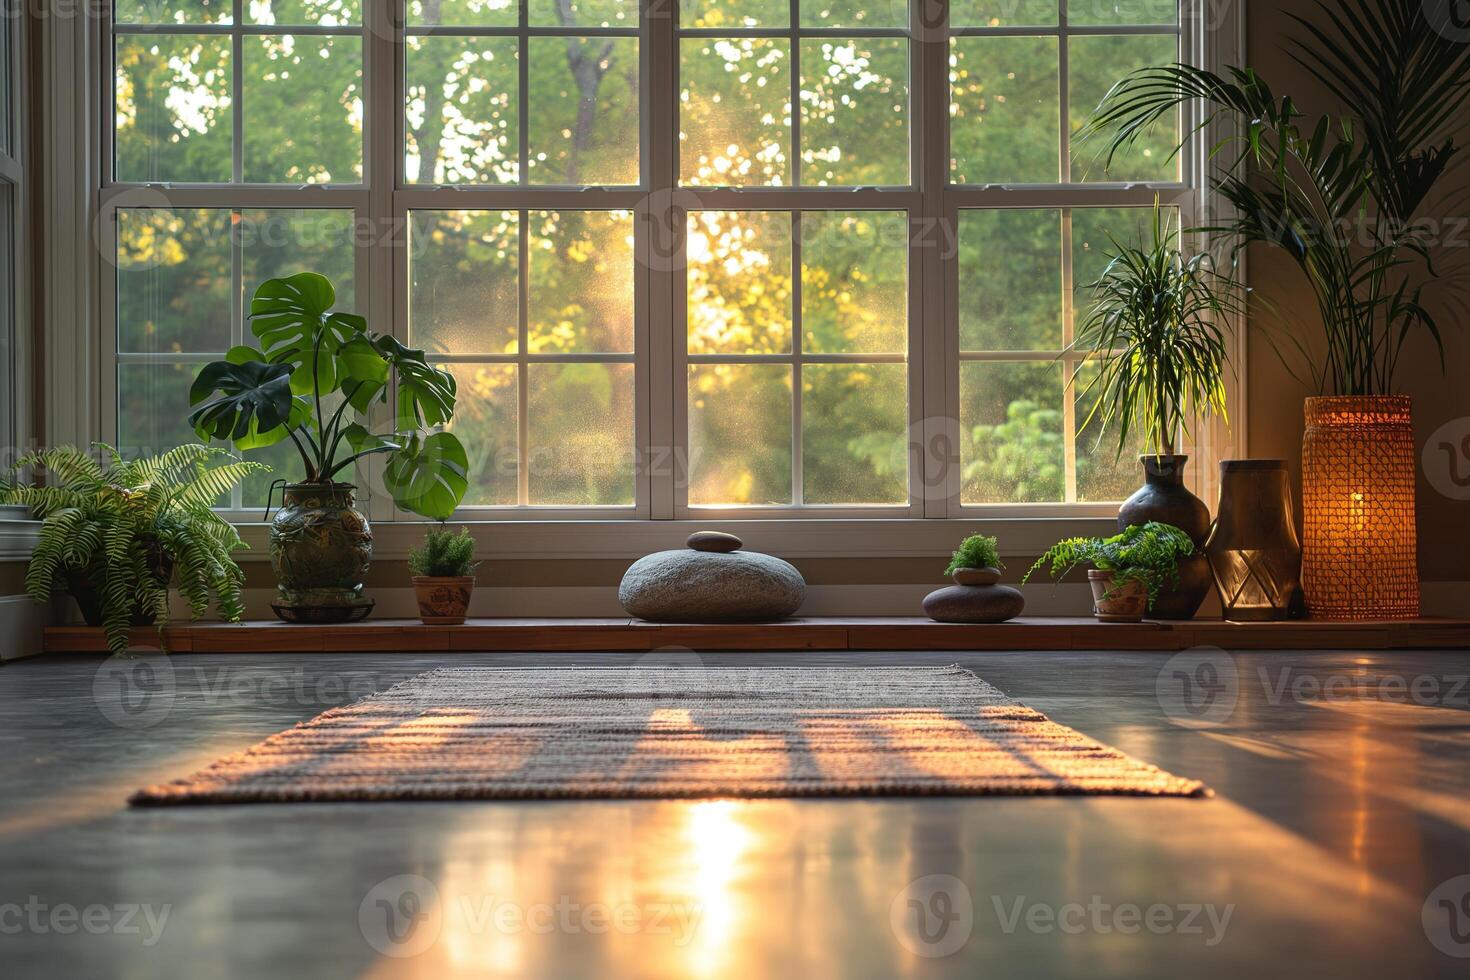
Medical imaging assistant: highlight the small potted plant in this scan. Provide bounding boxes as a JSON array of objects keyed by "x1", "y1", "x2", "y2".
[
  {"x1": 944, "y1": 534, "x2": 1003, "y2": 586},
  {"x1": 1024, "y1": 522, "x2": 1194, "y2": 623},
  {"x1": 924, "y1": 533, "x2": 1024, "y2": 623},
  {"x1": 1, "y1": 444, "x2": 266, "y2": 654},
  {"x1": 409, "y1": 525, "x2": 478, "y2": 625}
]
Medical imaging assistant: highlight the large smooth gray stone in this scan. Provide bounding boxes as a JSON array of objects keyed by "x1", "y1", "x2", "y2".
[
  {"x1": 619, "y1": 549, "x2": 805, "y2": 622},
  {"x1": 922, "y1": 584, "x2": 1025, "y2": 624}
]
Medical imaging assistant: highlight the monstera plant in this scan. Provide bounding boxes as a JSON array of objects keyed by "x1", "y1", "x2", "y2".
[{"x1": 188, "y1": 272, "x2": 468, "y2": 622}]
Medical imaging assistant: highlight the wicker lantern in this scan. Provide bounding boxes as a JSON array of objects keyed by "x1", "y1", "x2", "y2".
[{"x1": 1301, "y1": 396, "x2": 1419, "y2": 620}]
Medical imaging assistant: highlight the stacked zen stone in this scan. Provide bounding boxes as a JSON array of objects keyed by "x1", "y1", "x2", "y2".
[
  {"x1": 618, "y1": 532, "x2": 806, "y2": 623},
  {"x1": 921, "y1": 567, "x2": 1025, "y2": 624}
]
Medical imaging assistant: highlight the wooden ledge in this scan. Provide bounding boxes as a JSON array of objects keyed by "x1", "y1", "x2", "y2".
[{"x1": 40, "y1": 616, "x2": 1470, "y2": 654}]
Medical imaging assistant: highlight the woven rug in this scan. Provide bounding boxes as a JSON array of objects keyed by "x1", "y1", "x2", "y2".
[{"x1": 130, "y1": 666, "x2": 1207, "y2": 805}]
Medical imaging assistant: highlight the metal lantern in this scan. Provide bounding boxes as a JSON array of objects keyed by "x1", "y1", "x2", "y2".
[{"x1": 1206, "y1": 460, "x2": 1302, "y2": 621}]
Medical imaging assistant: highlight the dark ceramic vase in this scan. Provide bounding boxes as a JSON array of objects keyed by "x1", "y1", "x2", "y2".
[
  {"x1": 1118, "y1": 454, "x2": 1212, "y2": 620},
  {"x1": 269, "y1": 483, "x2": 375, "y2": 623}
]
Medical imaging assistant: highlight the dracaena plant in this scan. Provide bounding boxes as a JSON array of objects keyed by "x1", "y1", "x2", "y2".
[
  {"x1": 1072, "y1": 204, "x2": 1243, "y2": 458},
  {"x1": 1080, "y1": 0, "x2": 1470, "y2": 396},
  {"x1": 188, "y1": 273, "x2": 469, "y2": 519}
]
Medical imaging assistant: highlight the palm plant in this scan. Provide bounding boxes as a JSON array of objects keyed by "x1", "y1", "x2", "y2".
[
  {"x1": 1, "y1": 445, "x2": 266, "y2": 654},
  {"x1": 1080, "y1": 0, "x2": 1470, "y2": 395},
  {"x1": 1073, "y1": 204, "x2": 1242, "y2": 457}
]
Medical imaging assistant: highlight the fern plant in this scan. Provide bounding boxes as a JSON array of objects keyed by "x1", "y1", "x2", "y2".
[
  {"x1": 944, "y1": 534, "x2": 1003, "y2": 575},
  {"x1": 1, "y1": 444, "x2": 267, "y2": 654},
  {"x1": 1023, "y1": 522, "x2": 1195, "y2": 610},
  {"x1": 408, "y1": 525, "x2": 478, "y2": 578}
]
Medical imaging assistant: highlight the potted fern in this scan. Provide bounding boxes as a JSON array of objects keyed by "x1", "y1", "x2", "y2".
[
  {"x1": 0, "y1": 445, "x2": 265, "y2": 654},
  {"x1": 1071, "y1": 203, "x2": 1242, "y2": 620},
  {"x1": 408, "y1": 525, "x2": 478, "y2": 625},
  {"x1": 1024, "y1": 522, "x2": 1195, "y2": 623}
]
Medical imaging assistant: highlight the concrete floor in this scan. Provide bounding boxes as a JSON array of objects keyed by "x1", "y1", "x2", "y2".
[{"x1": 2, "y1": 647, "x2": 1469, "y2": 979}]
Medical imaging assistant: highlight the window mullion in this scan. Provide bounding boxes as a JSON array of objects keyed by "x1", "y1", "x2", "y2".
[
  {"x1": 1061, "y1": 208, "x2": 1078, "y2": 503},
  {"x1": 232, "y1": 1, "x2": 243, "y2": 184},
  {"x1": 791, "y1": 210, "x2": 803, "y2": 506}
]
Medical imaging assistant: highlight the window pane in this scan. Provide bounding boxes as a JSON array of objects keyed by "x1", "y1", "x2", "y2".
[
  {"x1": 117, "y1": 208, "x2": 232, "y2": 354},
  {"x1": 240, "y1": 209, "x2": 357, "y2": 309},
  {"x1": 803, "y1": 363, "x2": 907, "y2": 504},
  {"x1": 118, "y1": 362, "x2": 200, "y2": 459},
  {"x1": 680, "y1": 38, "x2": 789, "y2": 186},
  {"x1": 687, "y1": 210, "x2": 792, "y2": 355},
  {"x1": 529, "y1": 0, "x2": 637, "y2": 28},
  {"x1": 0, "y1": 188, "x2": 13, "y2": 449},
  {"x1": 688, "y1": 363, "x2": 792, "y2": 506},
  {"x1": 958, "y1": 209, "x2": 1062, "y2": 351},
  {"x1": 683, "y1": 0, "x2": 788, "y2": 28},
  {"x1": 960, "y1": 360, "x2": 1064, "y2": 503},
  {"x1": 951, "y1": 0, "x2": 1056, "y2": 26},
  {"x1": 114, "y1": 0, "x2": 232, "y2": 24},
  {"x1": 246, "y1": 0, "x2": 361, "y2": 25},
  {"x1": 1071, "y1": 205, "x2": 1170, "y2": 343},
  {"x1": 409, "y1": 0, "x2": 517, "y2": 27},
  {"x1": 1070, "y1": 34, "x2": 1179, "y2": 182},
  {"x1": 406, "y1": 36, "x2": 519, "y2": 185},
  {"x1": 243, "y1": 34, "x2": 362, "y2": 183},
  {"x1": 114, "y1": 34, "x2": 232, "y2": 182},
  {"x1": 1074, "y1": 361, "x2": 1146, "y2": 502},
  {"x1": 799, "y1": 0, "x2": 907, "y2": 29},
  {"x1": 409, "y1": 209, "x2": 519, "y2": 355},
  {"x1": 950, "y1": 36, "x2": 1059, "y2": 184},
  {"x1": 1069, "y1": 0, "x2": 1176, "y2": 26},
  {"x1": 528, "y1": 363, "x2": 634, "y2": 505},
  {"x1": 444, "y1": 362, "x2": 519, "y2": 505},
  {"x1": 241, "y1": 437, "x2": 308, "y2": 507},
  {"x1": 528, "y1": 37, "x2": 639, "y2": 185},
  {"x1": 799, "y1": 38, "x2": 908, "y2": 186},
  {"x1": 802, "y1": 211, "x2": 906, "y2": 355},
  {"x1": 529, "y1": 211, "x2": 634, "y2": 354}
]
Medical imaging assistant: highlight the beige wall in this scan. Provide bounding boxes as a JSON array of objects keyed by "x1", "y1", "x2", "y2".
[{"x1": 1244, "y1": 0, "x2": 1470, "y2": 584}]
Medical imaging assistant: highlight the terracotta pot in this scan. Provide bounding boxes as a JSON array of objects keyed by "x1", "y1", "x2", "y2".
[
  {"x1": 270, "y1": 482, "x2": 374, "y2": 623},
  {"x1": 1117, "y1": 454, "x2": 1212, "y2": 620},
  {"x1": 1088, "y1": 569, "x2": 1148, "y2": 623},
  {"x1": 413, "y1": 576, "x2": 475, "y2": 625}
]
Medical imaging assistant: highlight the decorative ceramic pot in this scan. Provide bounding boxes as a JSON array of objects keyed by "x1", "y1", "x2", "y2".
[
  {"x1": 1118, "y1": 454, "x2": 1212, "y2": 620},
  {"x1": 1301, "y1": 396, "x2": 1419, "y2": 620},
  {"x1": 269, "y1": 482, "x2": 374, "y2": 623},
  {"x1": 1206, "y1": 459, "x2": 1303, "y2": 621},
  {"x1": 1088, "y1": 570, "x2": 1148, "y2": 623},
  {"x1": 412, "y1": 576, "x2": 476, "y2": 625}
]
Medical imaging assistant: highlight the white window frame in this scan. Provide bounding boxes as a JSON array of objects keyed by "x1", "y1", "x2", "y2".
[
  {"x1": 58, "y1": 0, "x2": 1244, "y2": 548},
  {"x1": 0, "y1": 4, "x2": 27, "y2": 461}
]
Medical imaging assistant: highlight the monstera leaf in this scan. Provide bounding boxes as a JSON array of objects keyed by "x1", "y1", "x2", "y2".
[
  {"x1": 375, "y1": 336, "x2": 458, "y2": 429},
  {"x1": 248, "y1": 273, "x2": 366, "y2": 395},
  {"x1": 382, "y1": 431, "x2": 469, "y2": 520},
  {"x1": 187, "y1": 356, "x2": 296, "y2": 448},
  {"x1": 337, "y1": 335, "x2": 391, "y2": 412}
]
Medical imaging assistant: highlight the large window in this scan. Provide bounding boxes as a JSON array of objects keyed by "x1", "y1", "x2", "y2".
[{"x1": 101, "y1": 0, "x2": 1205, "y2": 520}]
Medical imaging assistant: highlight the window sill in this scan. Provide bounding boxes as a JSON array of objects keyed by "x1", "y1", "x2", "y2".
[
  {"x1": 0, "y1": 519, "x2": 40, "y2": 562},
  {"x1": 230, "y1": 516, "x2": 1121, "y2": 562}
]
